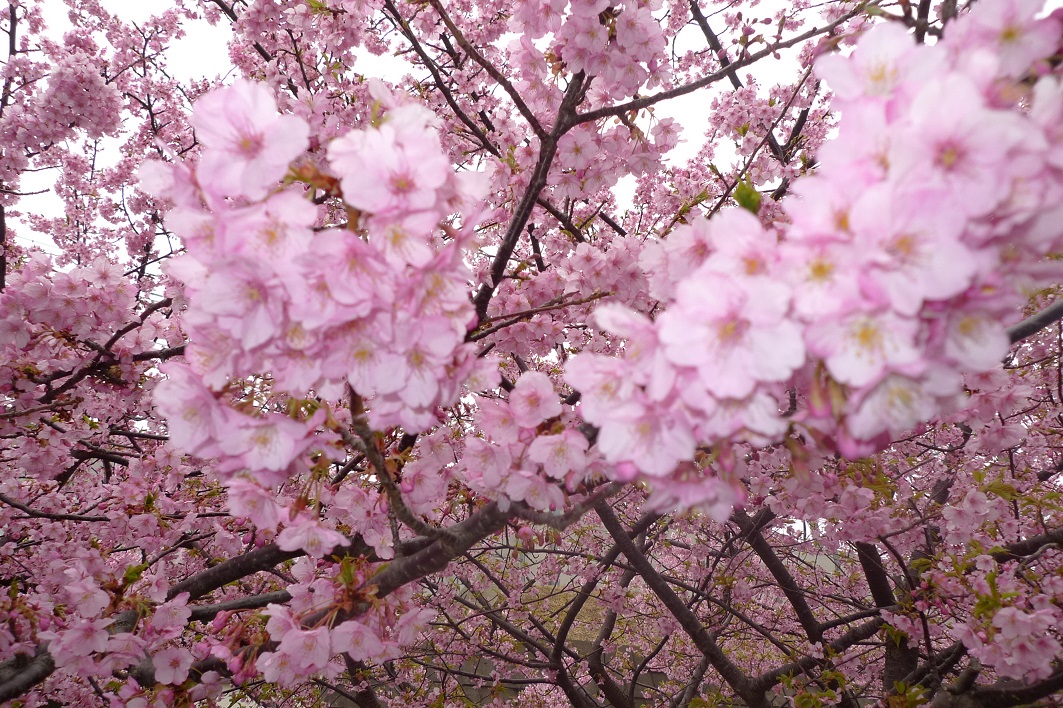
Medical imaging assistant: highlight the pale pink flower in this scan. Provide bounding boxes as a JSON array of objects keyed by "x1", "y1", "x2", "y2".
[
  {"x1": 226, "y1": 191, "x2": 317, "y2": 261},
  {"x1": 845, "y1": 368, "x2": 961, "y2": 442},
  {"x1": 193, "y1": 79, "x2": 309, "y2": 199},
  {"x1": 263, "y1": 603, "x2": 301, "y2": 640},
  {"x1": 504, "y1": 469, "x2": 565, "y2": 511},
  {"x1": 138, "y1": 158, "x2": 199, "y2": 210},
  {"x1": 700, "y1": 208, "x2": 779, "y2": 279},
  {"x1": 149, "y1": 594, "x2": 191, "y2": 640},
  {"x1": 331, "y1": 620, "x2": 385, "y2": 662},
  {"x1": 596, "y1": 400, "x2": 695, "y2": 478},
  {"x1": 394, "y1": 607, "x2": 436, "y2": 645},
  {"x1": 256, "y1": 650, "x2": 300, "y2": 687},
  {"x1": 659, "y1": 268, "x2": 804, "y2": 399},
  {"x1": 277, "y1": 626, "x2": 331, "y2": 673},
  {"x1": 460, "y1": 436, "x2": 513, "y2": 492},
  {"x1": 391, "y1": 317, "x2": 463, "y2": 408},
  {"x1": 508, "y1": 372, "x2": 563, "y2": 429},
  {"x1": 400, "y1": 459, "x2": 448, "y2": 520},
  {"x1": 640, "y1": 218, "x2": 714, "y2": 301},
  {"x1": 682, "y1": 388, "x2": 789, "y2": 446},
  {"x1": 63, "y1": 567, "x2": 109, "y2": 617},
  {"x1": 328, "y1": 108, "x2": 450, "y2": 220},
  {"x1": 217, "y1": 414, "x2": 312, "y2": 479},
  {"x1": 815, "y1": 22, "x2": 929, "y2": 103},
  {"x1": 373, "y1": 219, "x2": 436, "y2": 268},
  {"x1": 939, "y1": 309, "x2": 1011, "y2": 372},
  {"x1": 644, "y1": 471, "x2": 744, "y2": 520},
  {"x1": 226, "y1": 477, "x2": 283, "y2": 529},
  {"x1": 782, "y1": 238, "x2": 862, "y2": 320},
  {"x1": 276, "y1": 514, "x2": 350, "y2": 558},
  {"x1": 45, "y1": 618, "x2": 112, "y2": 661},
  {"x1": 563, "y1": 354, "x2": 638, "y2": 423},
  {"x1": 153, "y1": 363, "x2": 228, "y2": 458},
  {"x1": 153, "y1": 646, "x2": 193, "y2": 685},
  {"x1": 465, "y1": 357, "x2": 502, "y2": 392},
  {"x1": 527, "y1": 430, "x2": 588, "y2": 479},
  {"x1": 942, "y1": 489, "x2": 1003, "y2": 542},
  {"x1": 851, "y1": 184, "x2": 976, "y2": 316},
  {"x1": 945, "y1": 0, "x2": 1062, "y2": 77},
  {"x1": 888, "y1": 74, "x2": 1029, "y2": 219},
  {"x1": 196, "y1": 257, "x2": 285, "y2": 351},
  {"x1": 806, "y1": 309, "x2": 921, "y2": 388},
  {"x1": 592, "y1": 304, "x2": 675, "y2": 401}
]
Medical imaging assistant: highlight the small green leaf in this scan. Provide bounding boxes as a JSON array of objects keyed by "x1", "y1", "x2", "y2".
[
  {"x1": 124, "y1": 563, "x2": 148, "y2": 585},
  {"x1": 734, "y1": 179, "x2": 762, "y2": 214},
  {"x1": 909, "y1": 556, "x2": 933, "y2": 573},
  {"x1": 985, "y1": 480, "x2": 1019, "y2": 501}
]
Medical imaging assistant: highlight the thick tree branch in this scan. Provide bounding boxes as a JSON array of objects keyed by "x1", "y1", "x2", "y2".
[
  {"x1": 1008, "y1": 299, "x2": 1063, "y2": 344},
  {"x1": 990, "y1": 527, "x2": 1063, "y2": 562},
  {"x1": 733, "y1": 511, "x2": 822, "y2": 643},
  {"x1": 573, "y1": 9, "x2": 862, "y2": 126},
  {"x1": 596, "y1": 501, "x2": 765, "y2": 708},
  {"x1": 473, "y1": 74, "x2": 586, "y2": 321}
]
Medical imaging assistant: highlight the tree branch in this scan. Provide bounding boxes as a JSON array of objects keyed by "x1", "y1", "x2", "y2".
[
  {"x1": 596, "y1": 501, "x2": 765, "y2": 708},
  {"x1": 1008, "y1": 299, "x2": 1063, "y2": 344},
  {"x1": 573, "y1": 8, "x2": 862, "y2": 127}
]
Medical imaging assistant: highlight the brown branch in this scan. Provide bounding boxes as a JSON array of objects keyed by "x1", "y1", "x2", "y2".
[
  {"x1": 469, "y1": 292, "x2": 609, "y2": 342},
  {"x1": 595, "y1": 501, "x2": 765, "y2": 708},
  {"x1": 472, "y1": 74, "x2": 587, "y2": 321},
  {"x1": 573, "y1": 8, "x2": 863, "y2": 127},
  {"x1": 990, "y1": 527, "x2": 1063, "y2": 563},
  {"x1": 1008, "y1": 299, "x2": 1063, "y2": 344},
  {"x1": 188, "y1": 590, "x2": 293, "y2": 622},
  {"x1": 0, "y1": 493, "x2": 110, "y2": 522},
  {"x1": 426, "y1": 0, "x2": 546, "y2": 141},
  {"x1": 733, "y1": 510, "x2": 822, "y2": 643}
]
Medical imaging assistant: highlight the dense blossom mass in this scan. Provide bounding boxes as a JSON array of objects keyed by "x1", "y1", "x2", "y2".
[{"x1": 1, "y1": 0, "x2": 1063, "y2": 706}]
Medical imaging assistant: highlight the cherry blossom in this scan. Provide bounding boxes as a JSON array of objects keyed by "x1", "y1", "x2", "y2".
[
  {"x1": 192, "y1": 79, "x2": 310, "y2": 200},
  {"x1": 4, "y1": 0, "x2": 1063, "y2": 704}
]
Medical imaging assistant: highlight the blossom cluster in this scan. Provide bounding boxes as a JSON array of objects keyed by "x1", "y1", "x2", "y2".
[
  {"x1": 511, "y1": 0, "x2": 668, "y2": 99},
  {"x1": 454, "y1": 371, "x2": 592, "y2": 512},
  {"x1": 955, "y1": 600, "x2": 1063, "y2": 681},
  {"x1": 5, "y1": 0, "x2": 1063, "y2": 704},
  {"x1": 0, "y1": 52, "x2": 123, "y2": 184},
  {"x1": 567, "y1": 0, "x2": 1063, "y2": 505},
  {"x1": 0, "y1": 254, "x2": 142, "y2": 479},
  {"x1": 148, "y1": 80, "x2": 486, "y2": 551},
  {"x1": 249, "y1": 572, "x2": 434, "y2": 689}
]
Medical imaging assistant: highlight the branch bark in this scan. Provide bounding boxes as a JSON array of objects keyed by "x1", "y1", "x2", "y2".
[{"x1": 596, "y1": 501, "x2": 765, "y2": 708}]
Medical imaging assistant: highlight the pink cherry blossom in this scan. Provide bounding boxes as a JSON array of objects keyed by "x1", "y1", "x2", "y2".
[
  {"x1": 331, "y1": 620, "x2": 385, "y2": 662},
  {"x1": 192, "y1": 79, "x2": 310, "y2": 200},
  {"x1": 526, "y1": 430, "x2": 588, "y2": 480},
  {"x1": 277, "y1": 626, "x2": 331, "y2": 673},
  {"x1": 658, "y1": 266, "x2": 805, "y2": 399},
  {"x1": 328, "y1": 105, "x2": 450, "y2": 224},
  {"x1": 508, "y1": 371, "x2": 563, "y2": 429},
  {"x1": 276, "y1": 514, "x2": 351, "y2": 558},
  {"x1": 152, "y1": 646, "x2": 193, "y2": 686}
]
